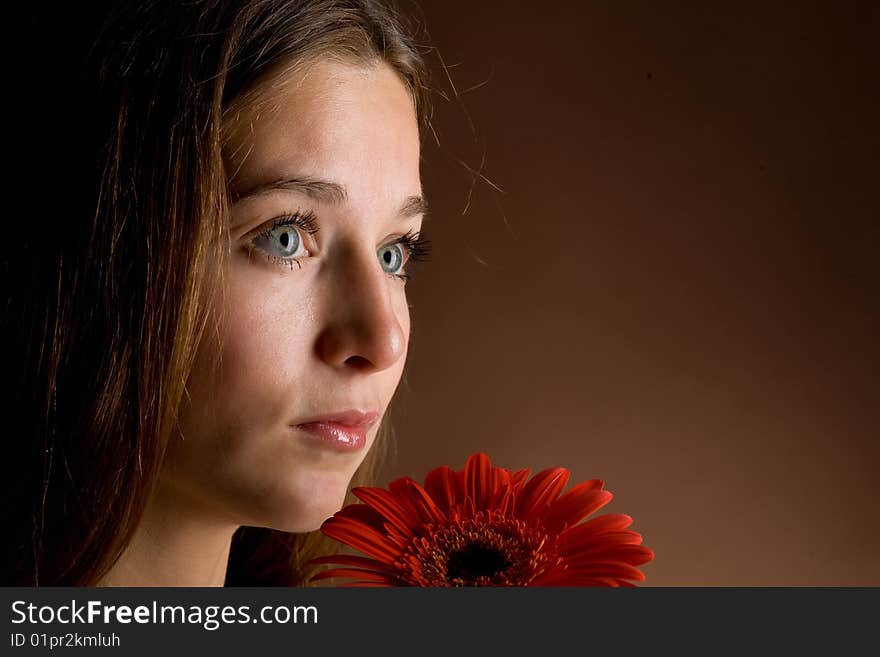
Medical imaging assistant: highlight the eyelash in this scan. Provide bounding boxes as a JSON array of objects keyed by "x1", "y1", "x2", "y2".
[
  {"x1": 248, "y1": 210, "x2": 432, "y2": 282},
  {"x1": 392, "y1": 229, "x2": 433, "y2": 282}
]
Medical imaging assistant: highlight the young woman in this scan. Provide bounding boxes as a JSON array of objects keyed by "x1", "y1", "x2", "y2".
[{"x1": 1, "y1": 0, "x2": 433, "y2": 586}]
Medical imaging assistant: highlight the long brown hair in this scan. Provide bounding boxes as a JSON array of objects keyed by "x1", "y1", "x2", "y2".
[{"x1": 1, "y1": 0, "x2": 430, "y2": 586}]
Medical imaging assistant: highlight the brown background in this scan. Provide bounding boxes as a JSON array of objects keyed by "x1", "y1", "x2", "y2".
[{"x1": 383, "y1": 1, "x2": 879, "y2": 585}]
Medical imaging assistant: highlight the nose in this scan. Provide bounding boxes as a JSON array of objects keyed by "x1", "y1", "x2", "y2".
[{"x1": 314, "y1": 243, "x2": 408, "y2": 372}]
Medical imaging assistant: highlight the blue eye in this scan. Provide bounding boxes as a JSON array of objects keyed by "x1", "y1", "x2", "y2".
[
  {"x1": 248, "y1": 211, "x2": 318, "y2": 269},
  {"x1": 254, "y1": 223, "x2": 302, "y2": 259},
  {"x1": 378, "y1": 243, "x2": 405, "y2": 276},
  {"x1": 247, "y1": 211, "x2": 432, "y2": 281},
  {"x1": 382, "y1": 230, "x2": 433, "y2": 283}
]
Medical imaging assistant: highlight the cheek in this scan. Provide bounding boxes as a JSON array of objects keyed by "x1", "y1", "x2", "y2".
[
  {"x1": 395, "y1": 289, "x2": 412, "y2": 346},
  {"x1": 217, "y1": 269, "x2": 315, "y2": 421},
  {"x1": 179, "y1": 265, "x2": 315, "y2": 444},
  {"x1": 384, "y1": 272, "x2": 411, "y2": 333}
]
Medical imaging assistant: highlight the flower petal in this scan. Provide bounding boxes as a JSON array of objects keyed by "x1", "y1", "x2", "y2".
[
  {"x1": 338, "y1": 580, "x2": 397, "y2": 587},
  {"x1": 332, "y1": 502, "x2": 387, "y2": 531},
  {"x1": 309, "y1": 568, "x2": 401, "y2": 585},
  {"x1": 532, "y1": 573, "x2": 623, "y2": 587},
  {"x1": 510, "y1": 469, "x2": 531, "y2": 491},
  {"x1": 464, "y1": 452, "x2": 493, "y2": 509},
  {"x1": 562, "y1": 543, "x2": 654, "y2": 566},
  {"x1": 423, "y1": 465, "x2": 458, "y2": 513},
  {"x1": 542, "y1": 485, "x2": 611, "y2": 534},
  {"x1": 515, "y1": 467, "x2": 570, "y2": 522},
  {"x1": 320, "y1": 517, "x2": 401, "y2": 562},
  {"x1": 384, "y1": 478, "x2": 448, "y2": 531},
  {"x1": 557, "y1": 524, "x2": 642, "y2": 554},
  {"x1": 398, "y1": 478, "x2": 447, "y2": 526},
  {"x1": 558, "y1": 561, "x2": 647, "y2": 581},
  {"x1": 307, "y1": 554, "x2": 399, "y2": 575},
  {"x1": 556, "y1": 513, "x2": 634, "y2": 551},
  {"x1": 353, "y1": 486, "x2": 421, "y2": 536},
  {"x1": 495, "y1": 487, "x2": 515, "y2": 516}
]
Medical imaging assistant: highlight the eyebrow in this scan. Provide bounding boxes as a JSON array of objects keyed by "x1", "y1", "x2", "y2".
[{"x1": 231, "y1": 176, "x2": 428, "y2": 219}]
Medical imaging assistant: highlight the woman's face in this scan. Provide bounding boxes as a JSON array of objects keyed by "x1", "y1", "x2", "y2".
[{"x1": 167, "y1": 60, "x2": 423, "y2": 532}]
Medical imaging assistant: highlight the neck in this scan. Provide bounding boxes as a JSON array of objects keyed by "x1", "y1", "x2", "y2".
[{"x1": 96, "y1": 484, "x2": 239, "y2": 587}]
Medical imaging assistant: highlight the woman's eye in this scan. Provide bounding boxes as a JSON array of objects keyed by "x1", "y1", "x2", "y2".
[
  {"x1": 247, "y1": 211, "x2": 319, "y2": 269},
  {"x1": 378, "y1": 243, "x2": 405, "y2": 276},
  {"x1": 244, "y1": 211, "x2": 426, "y2": 281},
  {"x1": 253, "y1": 224, "x2": 304, "y2": 259}
]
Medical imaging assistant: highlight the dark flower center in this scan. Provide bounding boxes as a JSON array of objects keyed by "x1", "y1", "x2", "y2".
[
  {"x1": 401, "y1": 511, "x2": 556, "y2": 586},
  {"x1": 446, "y1": 542, "x2": 510, "y2": 582}
]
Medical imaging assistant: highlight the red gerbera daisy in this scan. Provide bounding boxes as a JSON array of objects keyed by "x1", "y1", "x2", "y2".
[{"x1": 307, "y1": 452, "x2": 653, "y2": 587}]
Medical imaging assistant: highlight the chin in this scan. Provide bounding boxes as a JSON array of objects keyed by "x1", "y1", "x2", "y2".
[{"x1": 251, "y1": 468, "x2": 354, "y2": 533}]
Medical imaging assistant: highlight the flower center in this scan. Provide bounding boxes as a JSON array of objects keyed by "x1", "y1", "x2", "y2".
[
  {"x1": 446, "y1": 542, "x2": 510, "y2": 581},
  {"x1": 398, "y1": 510, "x2": 558, "y2": 586}
]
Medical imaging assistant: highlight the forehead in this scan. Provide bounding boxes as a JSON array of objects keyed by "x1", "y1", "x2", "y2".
[{"x1": 224, "y1": 59, "x2": 421, "y2": 203}]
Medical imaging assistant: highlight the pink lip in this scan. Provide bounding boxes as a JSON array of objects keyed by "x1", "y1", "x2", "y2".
[
  {"x1": 292, "y1": 410, "x2": 379, "y2": 452},
  {"x1": 295, "y1": 422, "x2": 367, "y2": 452}
]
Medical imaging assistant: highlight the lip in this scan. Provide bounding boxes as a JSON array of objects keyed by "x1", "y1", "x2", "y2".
[
  {"x1": 294, "y1": 409, "x2": 380, "y2": 429},
  {"x1": 292, "y1": 409, "x2": 379, "y2": 453}
]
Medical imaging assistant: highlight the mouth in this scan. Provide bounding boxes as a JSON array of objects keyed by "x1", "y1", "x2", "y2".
[
  {"x1": 293, "y1": 421, "x2": 369, "y2": 452},
  {"x1": 291, "y1": 409, "x2": 379, "y2": 453}
]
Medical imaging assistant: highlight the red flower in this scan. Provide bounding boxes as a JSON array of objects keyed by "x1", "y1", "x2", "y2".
[{"x1": 308, "y1": 453, "x2": 653, "y2": 586}]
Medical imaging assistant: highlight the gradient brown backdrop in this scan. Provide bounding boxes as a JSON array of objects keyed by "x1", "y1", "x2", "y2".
[{"x1": 383, "y1": 1, "x2": 880, "y2": 585}]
